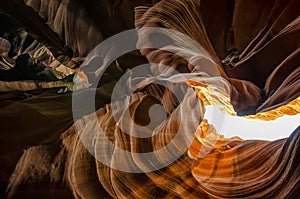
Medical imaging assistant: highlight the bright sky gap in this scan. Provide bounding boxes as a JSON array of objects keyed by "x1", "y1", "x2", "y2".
[{"x1": 204, "y1": 105, "x2": 300, "y2": 141}]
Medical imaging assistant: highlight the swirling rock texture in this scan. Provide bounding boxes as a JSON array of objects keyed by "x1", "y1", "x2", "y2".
[{"x1": 0, "y1": 0, "x2": 299, "y2": 198}]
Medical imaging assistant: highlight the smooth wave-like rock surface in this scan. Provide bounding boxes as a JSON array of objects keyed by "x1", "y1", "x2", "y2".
[{"x1": 0, "y1": 0, "x2": 299, "y2": 198}]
